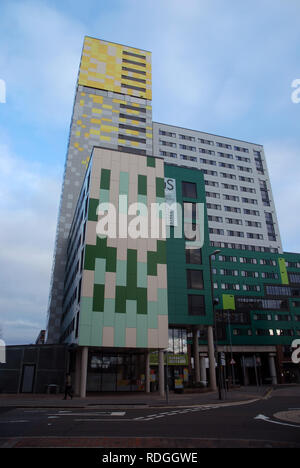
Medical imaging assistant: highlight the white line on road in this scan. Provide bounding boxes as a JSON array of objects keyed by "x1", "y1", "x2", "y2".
[
  {"x1": 254, "y1": 414, "x2": 300, "y2": 429},
  {"x1": 74, "y1": 418, "x2": 132, "y2": 422},
  {"x1": 48, "y1": 412, "x2": 126, "y2": 417},
  {"x1": 0, "y1": 420, "x2": 29, "y2": 423}
]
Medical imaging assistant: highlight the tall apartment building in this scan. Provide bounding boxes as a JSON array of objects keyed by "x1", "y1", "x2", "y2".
[
  {"x1": 43, "y1": 36, "x2": 300, "y2": 396},
  {"x1": 46, "y1": 37, "x2": 153, "y2": 343},
  {"x1": 153, "y1": 123, "x2": 282, "y2": 254}
]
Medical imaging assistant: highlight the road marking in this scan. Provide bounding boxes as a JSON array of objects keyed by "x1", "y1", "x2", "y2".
[
  {"x1": 23, "y1": 410, "x2": 47, "y2": 413},
  {"x1": 74, "y1": 418, "x2": 132, "y2": 422},
  {"x1": 254, "y1": 414, "x2": 300, "y2": 429},
  {"x1": 48, "y1": 412, "x2": 126, "y2": 417},
  {"x1": 0, "y1": 420, "x2": 29, "y2": 424}
]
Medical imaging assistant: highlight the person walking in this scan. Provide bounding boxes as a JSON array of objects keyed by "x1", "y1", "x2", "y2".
[{"x1": 63, "y1": 373, "x2": 73, "y2": 400}]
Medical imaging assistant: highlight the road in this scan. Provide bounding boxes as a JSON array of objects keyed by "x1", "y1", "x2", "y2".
[{"x1": 0, "y1": 387, "x2": 299, "y2": 447}]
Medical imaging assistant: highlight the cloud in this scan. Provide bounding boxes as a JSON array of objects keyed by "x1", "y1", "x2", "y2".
[
  {"x1": 0, "y1": 0, "x2": 85, "y2": 128},
  {"x1": 265, "y1": 139, "x2": 300, "y2": 253},
  {"x1": 0, "y1": 136, "x2": 61, "y2": 345}
]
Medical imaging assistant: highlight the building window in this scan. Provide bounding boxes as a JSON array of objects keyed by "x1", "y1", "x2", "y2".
[
  {"x1": 186, "y1": 248, "x2": 202, "y2": 265},
  {"x1": 179, "y1": 134, "x2": 195, "y2": 142},
  {"x1": 276, "y1": 329, "x2": 294, "y2": 337},
  {"x1": 274, "y1": 314, "x2": 292, "y2": 322},
  {"x1": 233, "y1": 329, "x2": 252, "y2": 336},
  {"x1": 159, "y1": 129, "x2": 176, "y2": 138},
  {"x1": 255, "y1": 329, "x2": 273, "y2": 336},
  {"x1": 236, "y1": 297, "x2": 288, "y2": 311},
  {"x1": 168, "y1": 328, "x2": 187, "y2": 354},
  {"x1": 198, "y1": 138, "x2": 214, "y2": 146},
  {"x1": 188, "y1": 295, "x2": 205, "y2": 316},
  {"x1": 289, "y1": 273, "x2": 300, "y2": 284},
  {"x1": 182, "y1": 181, "x2": 197, "y2": 198},
  {"x1": 253, "y1": 314, "x2": 272, "y2": 321},
  {"x1": 207, "y1": 203, "x2": 222, "y2": 210},
  {"x1": 241, "y1": 271, "x2": 259, "y2": 278},
  {"x1": 221, "y1": 283, "x2": 240, "y2": 290},
  {"x1": 187, "y1": 270, "x2": 204, "y2": 290},
  {"x1": 216, "y1": 142, "x2": 232, "y2": 149}
]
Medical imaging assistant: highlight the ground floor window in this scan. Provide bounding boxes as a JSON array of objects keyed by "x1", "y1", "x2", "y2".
[{"x1": 87, "y1": 351, "x2": 146, "y2": 392}]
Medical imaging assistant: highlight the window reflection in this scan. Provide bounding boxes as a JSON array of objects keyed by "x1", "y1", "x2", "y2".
[{"x1": 168, "y1": 328, "x2": 187, "y2": 354}]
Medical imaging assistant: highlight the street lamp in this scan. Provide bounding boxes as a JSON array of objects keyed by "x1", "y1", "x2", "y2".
[{"x1": 208, "y1": 249, "x2": 222, "y2": 400}]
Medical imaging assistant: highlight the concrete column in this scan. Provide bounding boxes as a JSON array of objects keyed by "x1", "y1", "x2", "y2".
[
  {"x1": 268, "y1": 354, "x2": 278, "y2": 385},
  {"x1": 158, "y1": 349, "x2": 165, "y2": 397},
  {"x1": 207, "y1": 326, "x2": 217, "y2": 391},
  {"x1": 80, "y1": 347, "x2": 88, "y2": 398},
  {"x1": 200, "y1": 356, "x2": 207, "y2": 386},
  {"x1": 74, "y1": 349, "x2": 81, "y2": 396},
  {"x1": 244, "y1": 363, "x2": 250, "y2": 386},
  {"x1": 193, "y1": 328, "x2": 200, "y2": 383},
  {"x1": 145, "y1": 351, "x2": 150, "y2": 393}
]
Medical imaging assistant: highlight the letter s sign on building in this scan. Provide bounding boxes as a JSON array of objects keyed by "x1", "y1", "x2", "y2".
[{"x1": 164, "y1": 177, "x2": 177, "y2": 226}]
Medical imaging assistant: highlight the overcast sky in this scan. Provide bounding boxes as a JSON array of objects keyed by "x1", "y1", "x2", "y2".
[{"x1": 0, "y1": 0, "x2": 300, "y2": 344}]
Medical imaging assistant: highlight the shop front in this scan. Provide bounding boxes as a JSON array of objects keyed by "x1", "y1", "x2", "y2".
[
  {"x1": 86, "y1": 350, "x2": 146, "y2": 392},
  {"x1": 150, "y1": 351, "x2": 189, "y2": 391}
]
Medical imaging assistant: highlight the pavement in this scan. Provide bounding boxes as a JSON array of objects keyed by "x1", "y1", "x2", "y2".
[{"x1": 0, "y1": 385, "x2": 271, "y2": 409}]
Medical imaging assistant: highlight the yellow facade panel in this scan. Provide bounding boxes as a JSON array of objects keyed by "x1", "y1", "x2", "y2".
[
  {"x1": 101, "y1": 125, "x2": 113, "y2": 133},
  {"x1": 100, "y1": 135, "x2": 111, "y2": 141},
  {"x1": 126, "y1": 109, "x2": 140, "y2": 115},
  {"x1": 126, "y1": 129, "x2": 139, "y2": 136},
  {"x1": 78, "y1": 37, "x2": 151, "y2": 100},
  {"x1": 92, "y1": 96, "x2": 103, "y2": 104}
]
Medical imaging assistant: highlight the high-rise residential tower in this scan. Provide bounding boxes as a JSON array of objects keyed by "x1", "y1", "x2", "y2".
[
  {"x1": 43, "y1": 36, "x2": 300, "y2": 395},
  {"x1": 46, "y1": 37, "x2": 153, "y2": 343},
  {"x1": 153, "y1": 123, "x2": 282, "y2": 254}
]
